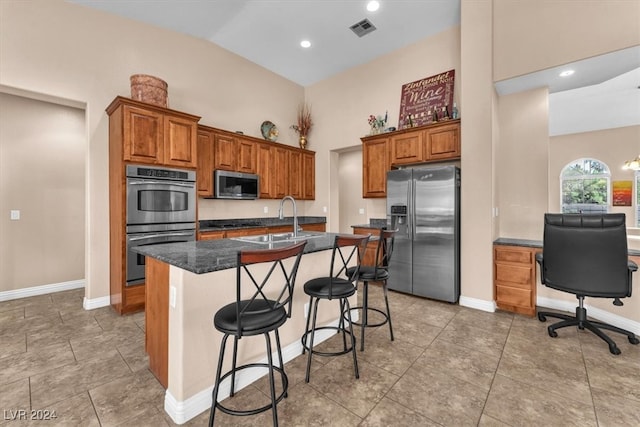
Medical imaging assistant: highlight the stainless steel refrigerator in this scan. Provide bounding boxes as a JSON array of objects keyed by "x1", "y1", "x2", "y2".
[{"x1": 386, "y1": 166, "x2": 460, "y2": 302}]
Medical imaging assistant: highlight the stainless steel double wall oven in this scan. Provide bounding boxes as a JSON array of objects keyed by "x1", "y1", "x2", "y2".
[{"x1": 125, "y1": 164, "x2": 196, "y2": 286}]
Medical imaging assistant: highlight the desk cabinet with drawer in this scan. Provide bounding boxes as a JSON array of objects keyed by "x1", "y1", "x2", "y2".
[{"x1": 493, "y1": 245, "x2": 537, "y2": 317}]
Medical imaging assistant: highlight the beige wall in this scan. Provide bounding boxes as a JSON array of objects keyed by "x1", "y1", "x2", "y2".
[
  {"x1": 496, "y1": 88, "x2": 550, "y2": 240},
  {"x1": 0, "y1": 0, "x2": 304, "y2": 298},
  {"x1": 305, "y1": 26, "x2": 461, "y2": 231},
  {"x1": 459, "y1": 0, "x2": 495, "y2": 302},
  {"x1": 493, "y1": 0, "x2": 640, "y2": 81},
  {"x1": 0, "y1": 93, "x2": 85, "y2": 291},
  {"x1": 549, "y1": 125, "x2": 640, "y2": 225}
]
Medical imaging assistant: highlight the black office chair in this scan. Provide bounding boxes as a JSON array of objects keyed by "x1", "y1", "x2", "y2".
[
  {"x1": 347, "y1": 229, "x2": 396, "y2": 351},
  {"x1": 301, "y1": 234, "x2": 369, "y2": 383},
  {"x1": 536, "y1": 213, "x2": 639, "y2": 355},
  {"x1": 208, "y1": 241, "x2": 306, "y2": 427}
]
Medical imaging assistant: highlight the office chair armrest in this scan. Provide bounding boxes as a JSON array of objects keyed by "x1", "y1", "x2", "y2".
[
  {"x1": 535, "y1": 252, "x2": 546, "y2": 284},
  {"x1": 628, "y1": 259, "x2": 638, "y2": 272}
]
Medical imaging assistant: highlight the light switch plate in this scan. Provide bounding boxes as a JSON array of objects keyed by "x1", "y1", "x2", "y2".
[
  {"x1": 10, "y1": 210, "x2": 20, "y2": 220},
  {"x1": 359, "y1": 208, "x2": 365, "y2": 215}
]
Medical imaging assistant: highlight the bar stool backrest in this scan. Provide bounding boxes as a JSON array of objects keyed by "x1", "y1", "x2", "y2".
[
  {"x1": 378, "y1": 229, "x2": 397, "y2": 269},
  {"x1": 328, "y1": 235, "x2": 369, "y2": 299},
  {"x1": 235, "y1": 241, "x2": 307, "y2": 336}
]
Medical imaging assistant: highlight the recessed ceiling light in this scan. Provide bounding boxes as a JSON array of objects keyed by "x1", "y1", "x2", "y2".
[
  {"x1": 300, "y1": 40, "x2": 311, "y2": 48},
  {"x1": 367, "y1": 1, "x2": 380, "y2": 12},
  {"x1": 559, "y1": 70, "x2": 575, "y2": 77}
]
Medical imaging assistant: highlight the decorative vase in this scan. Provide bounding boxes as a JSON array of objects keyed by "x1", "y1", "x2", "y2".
[{"x1": 299, "y1": 135, "x2": 307, "y2": 149}]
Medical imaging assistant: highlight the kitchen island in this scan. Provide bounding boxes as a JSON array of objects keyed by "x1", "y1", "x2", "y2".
[{"x1": 134, "y1": 231, "x2": 357, "y2": 424}]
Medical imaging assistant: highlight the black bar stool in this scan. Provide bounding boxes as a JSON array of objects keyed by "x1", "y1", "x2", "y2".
[
  {"x1": 208, "y1": 241, "x2": 306, "y2": 427},
  {"x1": 347, "y1": 229, "x2": 396, "y2": 351},
  {"x1": 300, "y1": 234, "x2": 369, "y2": 382}
]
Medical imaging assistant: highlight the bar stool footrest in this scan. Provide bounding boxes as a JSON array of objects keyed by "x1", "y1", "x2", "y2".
[
  {"x1": 301, "y1": 326, "x2": 354, "y2": 357},
  {"x1": 214, "y1": 363, "x2": 288, "y2": 417},
  {"x1": 347, "y1": 306, "x2": 389, "y2": 328}
]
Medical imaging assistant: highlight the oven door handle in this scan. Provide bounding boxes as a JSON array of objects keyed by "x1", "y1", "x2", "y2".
[
  {"x1": 128, "y1": 231, "x2": 195, "y2": 242},
  {"x1": 128, "y1": 179, "x2": 195, "y2": 188}
]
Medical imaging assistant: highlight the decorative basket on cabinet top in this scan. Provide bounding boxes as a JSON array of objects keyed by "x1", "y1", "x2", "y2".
[{"x1": 130, "y1": 74, "x2": 168, "y2": 107}]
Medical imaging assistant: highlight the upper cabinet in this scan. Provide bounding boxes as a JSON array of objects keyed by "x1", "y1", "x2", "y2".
[
  {"x1": 106, "y1": 97, "x2": 199, "y2": 168},
  {"x1": 195, "y1": 125, "x2": 315, "y2": 200},
  {"x1": 361, "y1": 119, "x2": 460, "y2": 198},
  {"x1": 362, "y1": 136, "x2": 390, "y2": 198}
]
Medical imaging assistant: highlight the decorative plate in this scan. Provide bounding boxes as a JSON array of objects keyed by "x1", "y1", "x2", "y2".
[{"x1": 260, "y1": 121, "x2": 279, "y2": 141}]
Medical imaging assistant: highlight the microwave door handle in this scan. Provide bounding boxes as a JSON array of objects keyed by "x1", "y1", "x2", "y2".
[
  {"x1": 129, "y1": 231, "x2": 194, "y2": 242},
  {"x1": 128, "y1": 180, "x2": 195, "y2": 188}
]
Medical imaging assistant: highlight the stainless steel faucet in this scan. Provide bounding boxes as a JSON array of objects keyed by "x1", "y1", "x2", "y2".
[{"x1": 278, "y1": 196, "x2": 299, "y2": 237}]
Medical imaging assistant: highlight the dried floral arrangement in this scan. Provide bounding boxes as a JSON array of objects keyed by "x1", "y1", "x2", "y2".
[{"x1": 291, "y1": 103, "x2": 313, "y2": 137}]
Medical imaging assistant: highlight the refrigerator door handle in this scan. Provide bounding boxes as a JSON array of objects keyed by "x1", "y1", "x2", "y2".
[{"x1": 408, "y1": 178, "x2": 414, "y2": 240}]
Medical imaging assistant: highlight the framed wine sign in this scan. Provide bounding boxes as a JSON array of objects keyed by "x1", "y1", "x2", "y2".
[{"x1": 398, "y1": 69, "x2": 455, "y2": 129}]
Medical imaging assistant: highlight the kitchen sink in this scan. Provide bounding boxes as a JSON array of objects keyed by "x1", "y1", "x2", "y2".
[{"x1": 231, "y1": 231, "x2": 324, "y2": 244}]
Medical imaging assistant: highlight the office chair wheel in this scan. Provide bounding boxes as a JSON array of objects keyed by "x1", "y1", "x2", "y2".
[
  {"x1": 609, "y1": 345, "x2": 621, "y2": 355},
  {"x1": 537, "y1": 313, "x2": 547, "y2": 322},
  {"x1": 629, "y1": 336, "x2": 640, "y2": 345},
  {"x1": 547, "y1": 326, "x2": 557, "y2": 338}
]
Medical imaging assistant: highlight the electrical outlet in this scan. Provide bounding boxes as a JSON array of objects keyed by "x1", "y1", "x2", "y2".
[
  {"x1": 323, "y1": 206, "x2": 327, "y2": 213},
  {"x1": 263, "y1": 206, "x2": 269, "y2": 214},
  {"x1": 10, "y1": 210, "x2": 20, "y2": 220},
  {"x1": 359, "y1": 208, "x2": 365, "y2": 215}
]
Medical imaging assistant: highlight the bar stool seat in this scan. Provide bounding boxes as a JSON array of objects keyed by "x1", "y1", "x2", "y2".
[{"x1": 208, "y1": 241, "x2": 306, "y2": 427}]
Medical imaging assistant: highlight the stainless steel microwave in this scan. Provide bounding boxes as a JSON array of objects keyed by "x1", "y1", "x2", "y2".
[{"x1": 214, "y1": 170, "x2": 259, "y2": 199}]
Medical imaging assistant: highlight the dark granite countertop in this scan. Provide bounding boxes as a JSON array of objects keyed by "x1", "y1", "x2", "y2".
[
  {"x1": 494, "y1": 237, "x2": 640, "y2": 257},
  {"x1": 134, "y1": 231, "x2": 354, "y2": 274},
  {"x1": 351, "y1": 218, "x2": 387, "y2": 229},
  {"x1": 199, "y1": 216, "x2": 326, "y2": 232}
]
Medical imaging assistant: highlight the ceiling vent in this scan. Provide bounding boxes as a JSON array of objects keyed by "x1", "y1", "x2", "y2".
[{"x1": 350, "y1": 19, "x2": 377, "y2": 38}]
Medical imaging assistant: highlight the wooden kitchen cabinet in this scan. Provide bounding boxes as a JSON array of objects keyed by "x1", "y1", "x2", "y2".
[
  {"x1": 302, "y1": 151, "x2": 316, "y2": 200},
  {"x1": 289, "y1": 149, "x2": 303, "y2": 199},
  {"x1": 353, "y1": 227, "x2": 382, "y2": 266},
  {"x1": 196, "y1": 125, "x2": 215, "y2": 197},
  {"x1": 225, "y1": 227, "x2": 269, "y2": 238},
  {"x1": 273, "y1": 146, "x2": 289, "y2": 198},
  {"x1": 106, "y1": 97, "x2": 199, "y2": 168},
  {"x1": 213, "y1": 132, "x2": 237, "y2": 171},
  {"x1": 199, "y1": 230, "x2": 225, "y2": 240},
  {"x1": 390, "y1": 132, "x2": 422, "y2": 165},
  {"x1": 257, "y1": 143, "x2": 275, "y2": 199},
  {"x1": 493, "y1": 244, "x2": 537, "y2": 317},
  {"x1": 106, "y1": 96, "x2": 200, "y2": 315},
  {"x1": 361, "y1": 136, "x2": 389, "y2": 198},
  {"x1": 361, "y1": 119, "x2": 460, "y2": 198},
  {"x1": 423, "y1": 121, "x2": 460, "y2": 160},
  {"x1": 237, "y1": 139, "x2": 257, "y2": 174}
]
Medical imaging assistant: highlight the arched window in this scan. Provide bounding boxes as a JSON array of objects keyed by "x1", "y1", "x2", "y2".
[{"x1": 561, "y1": 158, "x2": 610, "y2": 213}]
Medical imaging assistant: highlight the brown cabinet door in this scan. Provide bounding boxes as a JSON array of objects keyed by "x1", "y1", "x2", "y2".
[
  {"x1": 273, "y1": 146, "x2": 289, "y2": 198},
  {"x1": 424, "y1": 122, "x2": 460, "y2": 160},
  {"x1": 257, "y1": 143, "x2": 274, "y2": 199},
  {"x1": 196, "y1": 128, "x2": 214, "y2": 197},
  {"x1": 493, "y1": 245, "x2": 537, "y2": 317},
  {"x1": 362, "y1": 137, "x2": 389, "y2": 198},
  {"x1": 237, "y1": 139, "x2": 257, "y2": 174},
  {"x1": 163, "y1": 114, "x2": 197, "y2": 167},
  {"x1": 390, "y1": 132, "x2": 422, "y2": 165},
  {"x1": 289, "y1": 149, "x2": 302, "y2": 198},
  {"x1": 198, "y1": 230, "x2": 225, "y2": 240},
  {"x1": 123, "y1": 105, "x2": 163, "y2": 164},
  {"x1": 302, "y1": 151, "x2": 315, "y2": 200},
  {"x1": 214, "y1": 133, "x2": 237, "y2": 171}
]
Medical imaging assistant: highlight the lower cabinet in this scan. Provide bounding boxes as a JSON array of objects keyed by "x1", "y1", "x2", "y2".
[
  {"x1": 197, "y1": 222, "x2": 326, "y2": 240},
  {"x1": 493, "y1": 245, "x2": 537, "y2": 317},
  {"x1": 352, "y1": 227, "x2": 382, "y2": 266}
]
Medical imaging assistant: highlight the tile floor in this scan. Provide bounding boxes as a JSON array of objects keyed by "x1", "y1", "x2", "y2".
[{"x1": 1, "y1": 287, "x2": 639, "y2": 426}]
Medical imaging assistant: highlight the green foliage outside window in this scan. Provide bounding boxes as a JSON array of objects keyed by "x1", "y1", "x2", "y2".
[{"x1": 561, "y1": 159, "x2": 609, "y2": 214}]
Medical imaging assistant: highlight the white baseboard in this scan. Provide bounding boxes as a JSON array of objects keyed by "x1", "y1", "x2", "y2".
[
  {"x1": 537, "y1": 296, "x2": 640, "y2": 335},
  {"x1": 0, "y1": 279, "x2": 84, "y2": 302},
  {"x1": 459, "y1": 295, "x2": 496, "y2": 313},
  {"x1": 83, "y1": 295, "x2": 111, "y2": 310},
  {"x1": 164, "y1": 320, "x2": 341, "y2": 424}
]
